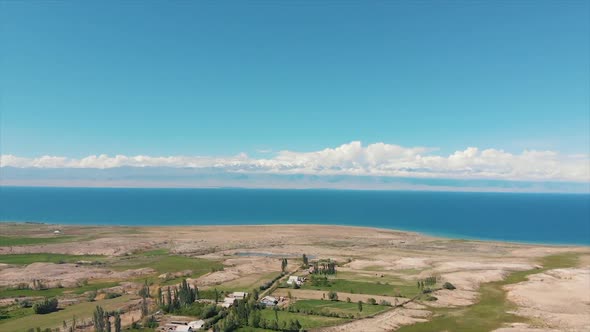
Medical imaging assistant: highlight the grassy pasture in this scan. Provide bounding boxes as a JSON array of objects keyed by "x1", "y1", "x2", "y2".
[
  {"x1": 290, "y1": 299, "x2": 390, "y2": 318},
  {"x1": 0, "y1": 236, "x2": 79, "y2": 247},
  {"x1": 110, "y1": 254, "x2": 222, "y2": 276},
  {"x1": 0, "y1": 295, "x2": 135, "y2": 332},
  {"x1": 259, "y1": 308, "x2": 349, "y2": 329},
  {"x1": 0, "y1": 281, "x2": 120, "y2": 299},
  {"x1": 218, "y1": 271, "x2": 281, "y2": 292},
  {"x1": 0, "y1": 253, "x2": 107, "y2": 265},
  {"x1": 302, "y1": 278, "x2": 417, "y2": 298}
]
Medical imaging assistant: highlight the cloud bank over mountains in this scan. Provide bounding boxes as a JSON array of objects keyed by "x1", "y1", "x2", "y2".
[{"x1": 2, "y1": 141, "x2": 588, "y2": 183}]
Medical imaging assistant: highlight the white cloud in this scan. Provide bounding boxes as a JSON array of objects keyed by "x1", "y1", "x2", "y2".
[{"x1": 1, "y1": 141, "x2": 588, "y2": 182}]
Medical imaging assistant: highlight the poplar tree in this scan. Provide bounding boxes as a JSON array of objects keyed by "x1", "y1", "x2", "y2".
[{"x1": 114, "y1": 312, "x2": 121, "y2": 332}]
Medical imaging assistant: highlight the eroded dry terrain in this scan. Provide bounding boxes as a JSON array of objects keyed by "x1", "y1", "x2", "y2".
[{"x1": 0, "y1": 223, "x2": 588, "y2": 332}]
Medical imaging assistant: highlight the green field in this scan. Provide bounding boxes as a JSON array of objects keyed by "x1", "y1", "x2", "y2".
[
  {"x1": 396, "y1": 253, "x2": 581, "y2": 332},
  {"x1": 0, "y1": 281, "x2": 120, "y2": 299},
  {"x1": 290, "y1": 299, "x2": 390, "y2": 318},
  {"x1": 0, "y1": 236, "x2": 79, "y2": 247},
  {"x1": 0, "y1": 303, "x2": 33, "y2": 321},
  {"x1": 259, "y1": 308, "x2": 348, "y2": 329},
  {"x1": 218, "y1": 271, "x2": 280, "y2": 292},
  {"x1": 236, "y1": 327, "x2": 274, "y2": 332},
  {"x1": 138, "y1": 248, "x2": 169, "y2": 256},
  {"x1": 303, "y1": 278, "x2": 417, "y2": 298},
  {"x1": 110, "y1": 254, "x2": 222, "y2": 276},
  {"x1": 0, "y1": 253, "x2": 107, "y2": 265},
  {"x1": 0, "y1": 295, "x2": 135, "y2": 332},
  {"x1": 0, "y1": 252, "x2": 221, "y2": 299},
  {"x1": 335, "y1": 271, "x2": 418, "y2": 286}
]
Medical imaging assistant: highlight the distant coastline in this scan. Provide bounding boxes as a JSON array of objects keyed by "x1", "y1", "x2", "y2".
[
  {"x1": 2, "y1": 220, "x2": 588, "y2": 248},
  {"x1": 1, "y1": 186, "x2": 589, "y2": 246}
]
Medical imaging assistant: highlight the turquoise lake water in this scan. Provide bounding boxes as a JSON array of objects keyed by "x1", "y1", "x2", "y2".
[{"x1": 0, "y1": 186, "x2": 588, "y2": 245}]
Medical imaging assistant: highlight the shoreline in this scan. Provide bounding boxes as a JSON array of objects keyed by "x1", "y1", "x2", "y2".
[{"x1": 2, "y1": 220, "x2": 589, "y2": 248}]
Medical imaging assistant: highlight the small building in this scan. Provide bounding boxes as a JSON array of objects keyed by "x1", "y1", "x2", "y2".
[
  {"x1": 222, "y1": 297, "x2": 236, "y2": 308},
  {"x1": 163, "y1": 324, "x2": 182, "y2": 332},
  {"x1": 230, "y1": 291, "x2": 248, "y2": 300},
  {"x1": 188, "y1": 320, "x2": 204, "y2": 329},
  {"x1": 53, "y1": 230, "x2": 62, "y2": 235},
  {"x1": 260, "y1": 295, "x2": 278, "y2": 307},
  {"x1": 221, "y1": 291, "x2": 248, "y2": 308},
  {"x1": 169, "y1": 321, "x2": 188, "y2": 325}
]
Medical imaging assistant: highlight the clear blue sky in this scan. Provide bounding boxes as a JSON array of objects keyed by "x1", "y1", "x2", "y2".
[{"x1": 1, "y1": 1, "x2": 589, "y2": 158}]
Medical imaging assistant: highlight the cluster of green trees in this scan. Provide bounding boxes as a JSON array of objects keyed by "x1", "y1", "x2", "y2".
[
  {"x1": 138, "y1": 280, "x2": 150, "y2": 298},
  {"x1": 260, "y1": 273, "x2": 286, "y2": 291},
  {"x1": 155, "y1": 279, "x2": 198, "y2": 313},
  {"x1": 33, "y1": 298, "x2": 59, "y2": 314},
  {"x1": 311, "y1": 260, "x2": 336, "y2": 275},
  {"x1": 92, "y1": 305, "x2": 121, "y2": 332},
  {"x1": 211, "y1": 292, "x2": 302, "y2": 332},
  {"x1": 417, "y1": 276, "x2": 437, "y2": 291}
]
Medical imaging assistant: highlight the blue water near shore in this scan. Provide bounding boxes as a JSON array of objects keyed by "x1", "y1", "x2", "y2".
[{"x1": 0, "y1": 186, "x2": 589, "y2": 245}]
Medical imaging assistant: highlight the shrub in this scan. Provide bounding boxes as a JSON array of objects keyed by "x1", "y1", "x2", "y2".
[
  {"x1": 144, "y1": 315, "x2": 158, "y2": 328},
  {"x1": 202, "y1": 304, "x2": 218, "y2": 318},
  {"x1": 131, "y1": 320, "x2": 140, "y2": 329},
  {"x1": 105, "y1": 292, "x2": 122, "y2": 299},
  {"x1": 442, "y1": 282, "x2": 456, "y2": 290},
  {"x1": 367, "y1": 298, "x2": 377, "y2": 305},
  {"x1": 33, "y1": 298, "x2": 59, "y2": 314},
  {"x1": 19, "y1": 299, "x2": 32, "y2": 308},
  {"x1": 211, "y1": 266, "x2": 224, "y2": 272},
  {"x1": 17, "y1": 283, "x2": 30, "y2": 290},
  {"x1": 425, "y1": 295, "x2": 438, "y2": 301},
  {"x1": 379, "y1": 300, "x2": 391, "y2": 306},
  {"x1": 31, "y1": 280, "x2": 47, "y2": 290},
  {"x1": 87, "y1": 290, "x2": 97, "y2": 302},
  {"x1": 328, "y1": 291, "x2": 338, "y2": 301}
]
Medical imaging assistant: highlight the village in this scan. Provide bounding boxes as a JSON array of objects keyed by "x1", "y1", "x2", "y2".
[{"x1": 155, "y1": 263, "x2": 312, "y2": 331}]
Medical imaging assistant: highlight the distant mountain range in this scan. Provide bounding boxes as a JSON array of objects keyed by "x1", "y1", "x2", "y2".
[{"x1": 1, "y1": 166, "x2": 587, "y2": 193}]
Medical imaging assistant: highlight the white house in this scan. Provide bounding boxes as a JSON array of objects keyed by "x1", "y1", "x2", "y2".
[{"x1": 287, "y1": 276, "x2": 303, "y2": 286}]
